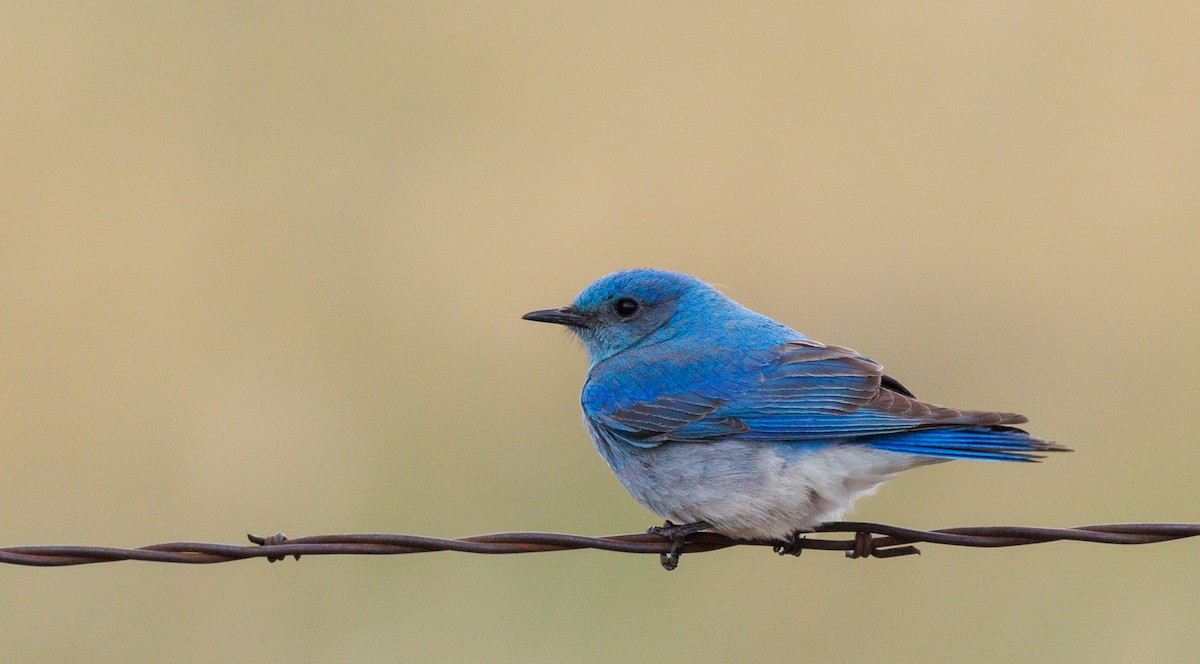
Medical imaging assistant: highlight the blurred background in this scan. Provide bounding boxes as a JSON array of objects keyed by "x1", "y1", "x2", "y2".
[{"x1": 2, "y1": 3, "x2": 1198, "y2": 662}]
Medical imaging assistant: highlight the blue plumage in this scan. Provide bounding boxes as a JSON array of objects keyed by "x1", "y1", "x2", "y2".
[{"x1": 524, "y1": 268, "x2": 1068, "y2": 541}]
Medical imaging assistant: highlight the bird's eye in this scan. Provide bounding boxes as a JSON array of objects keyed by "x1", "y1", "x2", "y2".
[{"x1": 613, "y1": 297, "x2": 640, "y2": 318}]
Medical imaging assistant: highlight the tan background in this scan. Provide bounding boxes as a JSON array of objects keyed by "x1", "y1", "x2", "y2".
[{"x1": 3, "y1": 3, "x2": 1199, "y2": 662}]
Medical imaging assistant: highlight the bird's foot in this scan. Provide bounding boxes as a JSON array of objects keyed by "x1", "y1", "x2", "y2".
[
  {"x1": 647, "y1": 519, "x2": 712, "y2": 540},
  {"x1": 773, "y1": 529, "x2": 815, "y2": 557},
  {"x1": 647, "y1": 520, "x2": 711, "y2": 571}
]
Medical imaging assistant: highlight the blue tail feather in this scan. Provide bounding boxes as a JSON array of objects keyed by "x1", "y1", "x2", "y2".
[{"x1": 865, "y1": 426, "x2": 1069, "y2": 462}]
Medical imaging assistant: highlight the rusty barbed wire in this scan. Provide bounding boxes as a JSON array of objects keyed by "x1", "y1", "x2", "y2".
[{"x1": 2, "y1": 521, "x2": 1199, "y2": 570}]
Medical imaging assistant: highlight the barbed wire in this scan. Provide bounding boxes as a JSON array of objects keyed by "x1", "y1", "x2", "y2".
[{"x1": 3, "y1": 521, "x2": 1198, "y2": 570}]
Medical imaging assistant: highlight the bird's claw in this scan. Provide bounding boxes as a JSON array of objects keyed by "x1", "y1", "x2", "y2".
[
  {"x1": 660, "y1": 542, "x2": 684, "y2": 571},
  {"x1": 773, "y1": 529, "x2": 817, "y2": 557},
  {"x1": 648, "y1": 520, "x2": 711, "y2": 571},
  {"x1": 773, "y1": 532, "x2": 807, "y2": 557}
]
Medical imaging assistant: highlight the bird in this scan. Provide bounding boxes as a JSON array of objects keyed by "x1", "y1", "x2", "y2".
[{"x1": 523, "y1": 268, "x2": 1068, "y2": 565}]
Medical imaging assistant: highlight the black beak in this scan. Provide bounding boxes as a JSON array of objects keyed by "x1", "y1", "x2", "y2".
[{"x1": 522, "y1": 306, "x2": 590, "y2": 328}]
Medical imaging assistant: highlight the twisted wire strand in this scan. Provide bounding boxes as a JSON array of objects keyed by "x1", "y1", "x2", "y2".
[{"x1": 2, "y1": 521, "x2": 1198, "y2": 568}]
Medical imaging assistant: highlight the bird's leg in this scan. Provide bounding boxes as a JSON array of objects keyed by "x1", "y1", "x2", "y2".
[
  {"x1": 647, "y1": 520, "x2": 712, "y2": 571},
  {"x1": 773, "y1": 528, "x2": 816, "y2": 557}
]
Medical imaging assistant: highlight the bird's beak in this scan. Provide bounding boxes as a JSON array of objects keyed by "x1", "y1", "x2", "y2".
[{"x1": 522, "y1": 306, "x2": 591, "y2": 328}]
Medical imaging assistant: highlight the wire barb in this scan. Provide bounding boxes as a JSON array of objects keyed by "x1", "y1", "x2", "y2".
[
  {"x1": 247, "y1": 532, "x2": 300, "y2": 563},
  {"x1": 2, "y1": 521, "x2": 1198, "y2": 569}
]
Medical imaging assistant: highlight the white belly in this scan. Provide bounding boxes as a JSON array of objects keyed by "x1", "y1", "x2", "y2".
[{"x1": 592, "y1": 431, "x2": 934, "y2": 541}]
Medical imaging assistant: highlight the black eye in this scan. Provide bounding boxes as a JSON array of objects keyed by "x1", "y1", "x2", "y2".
[{"x1": 613, "y1": 297, "x2": 640, "y2": 318}]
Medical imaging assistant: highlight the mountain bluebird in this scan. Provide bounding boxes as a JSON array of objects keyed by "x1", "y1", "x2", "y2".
[{"x1": 523, "y1": 268, "x2": 1067, "y2": 563}]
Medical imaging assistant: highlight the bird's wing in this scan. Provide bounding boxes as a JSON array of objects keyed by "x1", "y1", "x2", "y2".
[{"x1": 583, "y1": 339, "x2": 1027, "y2": 449}]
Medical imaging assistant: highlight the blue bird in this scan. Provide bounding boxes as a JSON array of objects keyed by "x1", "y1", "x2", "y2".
[{"x1": 523, "y1": 268, "x2": 1068, "y2": 557}]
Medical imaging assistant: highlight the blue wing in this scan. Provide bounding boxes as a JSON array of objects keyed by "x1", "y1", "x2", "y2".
[{"x1": 583, "y1": 339, "x2": 1064, "y2": 461}]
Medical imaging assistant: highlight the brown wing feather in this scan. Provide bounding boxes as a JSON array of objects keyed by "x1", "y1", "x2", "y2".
[
  {"x1": 782, "y1": 339, "x2": 1030, "y2": 428},
  {"x1": 868, "y1": 385, "x2": 1029, "y2": 427}
]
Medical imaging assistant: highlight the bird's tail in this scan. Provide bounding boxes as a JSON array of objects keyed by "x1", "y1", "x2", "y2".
[{"x1": 865, "y1": 426, "x2": 1071, "y2": 462}]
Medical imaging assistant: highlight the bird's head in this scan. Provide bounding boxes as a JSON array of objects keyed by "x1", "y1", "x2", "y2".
[{"x1": 522, "y1": 268, "x2": 728, "y2": 364}]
